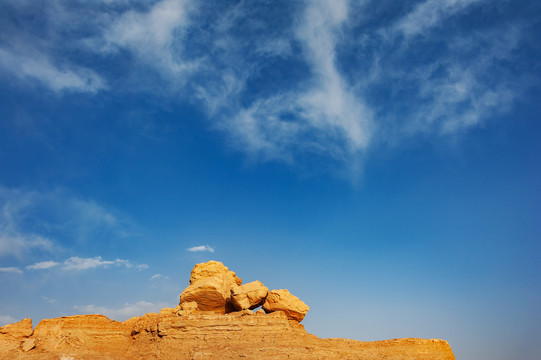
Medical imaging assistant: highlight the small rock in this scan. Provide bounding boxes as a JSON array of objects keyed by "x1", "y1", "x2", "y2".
[
  {"x1": 240, "y1": 309, "x2": 254, "y2": 316},
  {"x1": 256, "y1": 309, "x2": 265, "y2": 315},
  {"x1": 262, "y1": 289, "x2": 309, "y2": 322},
  {"x1": 21, "y1": 338, "x2": 35, "y2": 352}
]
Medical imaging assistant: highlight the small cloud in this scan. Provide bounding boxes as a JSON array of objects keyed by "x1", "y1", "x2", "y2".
[
  {"x1": 187, "y1": 245, "x2": 215, "y2": 253},
  {"x1": 136, "y1": 264, "x2": 149, "y2": 271},
  {"x1": 150, "y1": 273, "x2": 168, "y2": 281},
  {"x1": 0, "y1": 267, "x2": 23, "y2": 274},
  {"x1": 41, "y1": 296, "x2": 58, "y2": 304},
  {"x1": 0, "y1": 315, "x2": 18, "y2": 326},
  {"x1": 26, "y1": 260, "x2": 60, "y2": 270}
]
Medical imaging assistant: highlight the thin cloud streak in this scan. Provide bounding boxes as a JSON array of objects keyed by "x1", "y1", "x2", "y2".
[
  {"x1": 0, "y1": 267, "x2": 23, "y2": 274},
  {"x1": 26, "y1": 261, "x2": 59, "y2": 270},
  {"x1": 395, "y1": 0, "x2": 484, "y2": 38},
  {"x1": 25, "y1": 256, "x2": 148, "y2": 272},
  {"x1": 0, "y1": 47, "x2": 106, "y2": 93},
  {"x1": 187, "y1": 245, "x2": 215, "y2": 253}
]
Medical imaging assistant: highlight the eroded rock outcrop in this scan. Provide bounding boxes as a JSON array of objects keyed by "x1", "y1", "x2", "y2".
[
  {"x1": 179, "y1": 261, "x2": 307, "y2": 322},
  {"x1": 0, "y1": 261, "x2": 456, "y2": 360},
  {"x1": 0, "y1": 318, "x2": 33, "y2": 339},
  {"x1": 263, "y1": 289, "x2": 310, "y2": 322}
]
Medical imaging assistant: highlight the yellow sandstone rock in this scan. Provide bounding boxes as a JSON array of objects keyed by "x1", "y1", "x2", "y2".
[
  {"x1": 0, "y1": 318, "x2": 33, "y2": 339},
  {"x1": 230, "y1": 280, "x2": 269, "y2": 310},
  {"x1": 179, "y1": 261, "x2": 242, "y2": 313},
  {"x1": 263, "y1": 289, "x2": 310, "y2": 322}
]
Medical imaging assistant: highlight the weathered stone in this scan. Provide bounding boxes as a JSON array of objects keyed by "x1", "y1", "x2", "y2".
[
  {"x1": 159, "y1": 307, "x2": 175, "y2": 315},
  {"x1": 179, "y1": 261, "x2": 242, "y2": 313},
  {"x1": 263, "y1": 289, "x2": 310, "y2": 322},
  {"x1": 256, "y1": 309, "x2": 265, "y2": 315},
  {"x1": 188, "y1": 261, "x2": 242, "y2": 286},
  {"x1": 0, "y1": 312, "x2": 455, "y2": 359},
  {"x1": 21, "y1": 338, "x2": 35, "y2": 352},
  {"x1": 33, "y1": 315, "x2": 130, "y2": 353},
  {"x1": 177, "y1": 301, "x2": 198, "y2": 315},
  {"x1": 0, "y1": 318, "x2": 33, "y2": 338},
  {"x1": 181, "y1": 301, "x2": 198, "y2": 311},
  {"x1": 230, "y1": 280, "x2": 269, "y2": 310}
]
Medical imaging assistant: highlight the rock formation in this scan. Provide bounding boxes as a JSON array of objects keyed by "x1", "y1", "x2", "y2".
[
  {"x1": 179, "y1": 261, "x2": 242, "y2": 313},
  {"x1": 230, "y1": 280, "x2": 269, "y2": 310},
  {"x1": 0, "y1": 261, "x2": 456, "y2": 359},
  {"x1": 263, "y1": 289, "x2": 310, "y2": 322}
]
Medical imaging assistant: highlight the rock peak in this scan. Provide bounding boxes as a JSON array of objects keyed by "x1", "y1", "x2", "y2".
[{"x1": 179, "y1": 261, "x2": 309, "y2": 321}]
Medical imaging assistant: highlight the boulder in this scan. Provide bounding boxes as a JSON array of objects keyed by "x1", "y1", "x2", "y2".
[
  {"x1": 263, "y1": 289, "x2": 309, "y2": 322},
  {"x1": 230, "y1": 280, "x2": 269, "y2": 310},
  {"x1": 179, "y1": 261, "x2": 242, "y2": 313},
  {"x1": 0, "y1": 318, "x2": 33, "y2": 338},
  {"x1": 21, "y1": 338, "x2": 35, "y2": 352}
]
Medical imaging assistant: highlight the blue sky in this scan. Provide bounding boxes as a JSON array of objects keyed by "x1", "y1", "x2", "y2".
[{"x1": 0, "y1": 0, "x2": 540, "y2": 359}]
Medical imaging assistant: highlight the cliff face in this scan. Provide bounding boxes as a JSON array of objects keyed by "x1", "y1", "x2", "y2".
[{"x1": 0, "y1": 261, "x2": 455, "y2": 360}]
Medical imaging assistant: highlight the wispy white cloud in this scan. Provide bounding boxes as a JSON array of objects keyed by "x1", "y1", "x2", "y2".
[
  {"x1": 382, "y1": 23, "x2": 523, "y2": 137},
  {"x1": 41, "y1": 296, "x2": 58, "y2": 304},
  {"x1": 0, "y1": 0, "x2": 533, "y2": 175},
  {"x1": 74, "y1": 300, "x2": 168, "y2": 321},
  {"x1": 187, "y1": 245, "x2": 215, "y2": 253},
  {"x1": 62, "y1": 256, "x2": 128, "y2": 271},
  {"x1": 25, "y1": 256, "x2": 147, "y2": 272},
  {"x1": 0, "y1": 47, "x2": 106, "y2": 93},
  {"x1": 0, "y1": 232, "x2": 54, "y2": 259},
  {"x1": 0, "y1": 186, "x2": 140, "y2": 257},
  {"x1": 26, "y1": 261, "x2": 59, "y2": 270},
  {"x1": 0, "y1": 267, "x2": 23, "y2": 274},
  {"x1": 218, "y1": 0, "x2": 373, "y2": 171},
  {"x1": 102, "y1": 0, "x2": 197, "y2": 80},
  {"x1": 0, "y1": 315, "x2": 18, "y2": 327},
  {"x1": 136, "y1": 264, "x2": 149, "y2": 271},
  {"x1": 395, "y1": 0, "x2": 484, "y2": 38},
  {"x1": 150, "y1": 273, "x2": 166, "y2": 280},
  {"x1": 0, "y1": 188, "x2": 55, "y2": 257}
]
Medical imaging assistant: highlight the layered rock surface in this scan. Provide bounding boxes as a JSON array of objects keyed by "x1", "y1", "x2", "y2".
[{"x1": 0, "y1": 261, "x2": 456, "y2": 359}]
